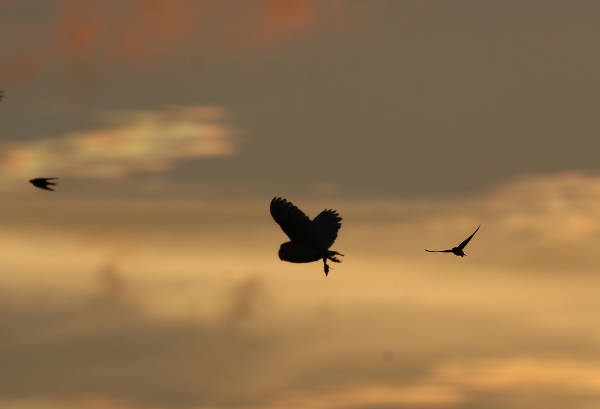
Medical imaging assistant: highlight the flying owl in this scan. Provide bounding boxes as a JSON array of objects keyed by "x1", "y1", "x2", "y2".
[{"x1": 270, "y1": 197, "x2": 343, "y2": 276}]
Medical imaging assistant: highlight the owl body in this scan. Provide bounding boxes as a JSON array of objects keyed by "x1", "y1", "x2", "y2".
[{"x1": 278, "y1": 241, "x2": 323, "y2": 263}]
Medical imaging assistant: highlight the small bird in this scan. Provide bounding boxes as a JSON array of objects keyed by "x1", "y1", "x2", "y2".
[
  {"x1": 270, "y1": 197, "x2": 343, "y2": 276},
  {"x1": 425, "y1": 225, "x2": 480, "y2": 257},
  {"x1": 29, "y1": 177, "x2": 59, "y2": 191}
]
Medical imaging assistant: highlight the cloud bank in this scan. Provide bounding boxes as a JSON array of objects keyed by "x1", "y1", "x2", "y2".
[{"x1": 0, "y1": 171, "x2": 600, "y2": 408}]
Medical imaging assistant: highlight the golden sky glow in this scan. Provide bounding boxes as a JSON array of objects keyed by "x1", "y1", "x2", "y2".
[
  {"x1": 2, "y1": 1, "x2": 600, "y2": 408},
  {"x1": 0, "y1": 173, "x2": 599, "y2": 408}
]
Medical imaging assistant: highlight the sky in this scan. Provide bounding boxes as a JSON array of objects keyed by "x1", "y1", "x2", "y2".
[{"x1": 2, "y1": 1, "x2": 600, "y2": 408}]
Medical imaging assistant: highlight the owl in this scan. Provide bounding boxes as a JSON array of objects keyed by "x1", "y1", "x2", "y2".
[{"x1": 270, "y1": 197, "x2": 343, "y2": 276}]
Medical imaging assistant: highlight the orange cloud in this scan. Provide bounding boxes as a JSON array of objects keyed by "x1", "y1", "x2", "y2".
[
  {"x1": 50, "y1": 0, "x2": 356, "y2": 64},
  {"x1": 1, "y1": 0, "x2": 370, "y2": 83},
  {"x1": 114, "y1": 0, "x2": 204, "y2": 61},
  {"x1": 259, "y1": 0, "x2": 320, "y2": 39},
  {"x1": 56, "y1": 0, "x2": 104, "y2": 61}
]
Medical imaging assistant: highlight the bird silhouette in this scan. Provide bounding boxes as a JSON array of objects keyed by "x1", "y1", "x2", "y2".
[
  {"x1": 425, "y1": 225, "x2": 480, "y2": 257},
  {"x1": 270, "y1": 197, "x2": 343, "y2": 276},
  {"x1": 29, "y1": 177, "x2": 58, "y2": 191}
]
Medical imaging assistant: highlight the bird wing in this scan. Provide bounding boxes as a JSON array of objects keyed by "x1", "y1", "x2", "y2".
[
  {"x1": 31, "y1": 178, "x2": 58, "y2": 191},
  {"x1": 425, "y1": 249, "x2": 453, "y2": 253},
  {"x1": 457, "y1": 225, "x2": 480, "y2": 250},
  {"x1": 35, "y1": 182, "x2": 54, "y2": 191},
  {"x1": 312, "y1": 209, "x2": 342, "y2": 250},
  {"x1": 270, "y1": 197, "x2": 312, "y2": 243}
]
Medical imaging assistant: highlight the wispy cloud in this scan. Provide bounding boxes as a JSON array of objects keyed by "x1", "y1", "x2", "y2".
[
  {"x1": 0, "y1": 105, "x2": 235, "y2": 181},
  {"x1": 259, "y1": 358, "x2": 600, "y2": 409},
  {"x1": 55, "y1": 0, "x2": 199, "y2": 63},
  {"x1": 53, "y1": 0, "x2": 352, "y2": 55},
  {"x1": 257, "y1": 384, "x2": 461, "y2": 409},
  {"x1": 256, "y1": 0, "x2": 345, "y2": 42},
  {"x1": 432, "y1": 358, "x2": 600, "y2": 393},
  {"x1": 486, "y1": 171, "x2": 600, "y2": 242}
]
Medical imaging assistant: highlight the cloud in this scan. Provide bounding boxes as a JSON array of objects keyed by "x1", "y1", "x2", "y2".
[
  {"x1": 2, "y1": 52, "x2": 43, "y2": 84},
  {"x1": 55, "y1": 0, "x2": 104, "y2": 61},
  {"x1": 432, "y1": 358, "x2": 600, "y2": 393},
  {"x1": 2, "y1": 171, "x2": 600, "y2": 408},
  {"x1": 256, "y1": 385, "x2": 461, "y2": 409},
  {"x1": 255, "y1": 0, "x2": 345, "y2": 43},
  {"x1": 327, "y1": 170, "x2": 600, "y2": 274},
  {"x1": 0, "y1": 396, "x2": 141, "y2": 409},
  {"x1": 54, "y1": 0, "x2": 201, "y2": 63},
  {"x1": 0, "y1": 279, "x2": 292, "y2": 409},
  {"x1": 94, "y1": 252, "x2": 131, "y2": 301},
  {"x1": 2, "y1": 1, "x2": 357, "y2": 72},
  {"x1": 225, "y1": 276, "x2": 268, "y2": 322},
  {"x1": 255, "y1": 358, "x2": 600, "y2": 409},
  {"x1": 1, "y1": 1, "x2": 376, "y2": 84},
  {"x1": 0, "y1": 105, "x2": 235, "y2": 181},
  {"x1": 2, "y1": 283, "x2": 600, "y2": 409},
  {"x1": 485, "y1": 171, "x2": 600, "y2": 243}
]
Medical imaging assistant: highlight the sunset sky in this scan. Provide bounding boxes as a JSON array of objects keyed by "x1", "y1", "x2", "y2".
[{"x1": 2, "y1": 1, "x2": 600, "y2": 408}]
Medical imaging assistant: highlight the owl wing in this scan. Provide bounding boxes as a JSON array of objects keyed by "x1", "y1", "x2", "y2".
[
  {"x1": 270, "y1": 197, "x2": 313, "y2": 243},
  {"x1": 311, "y1": 209, "x2": 342, "y2": 250}
]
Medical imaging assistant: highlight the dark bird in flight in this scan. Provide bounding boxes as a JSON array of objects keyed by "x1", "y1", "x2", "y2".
[
  {"x1": 29, "y1": 177, "x2": 58, "y2": 191},
  {"x1": 425, "y1": 225, "x2": 480, "y2": 257},
  {"x1": 270, "y1": 197, "x2": 343, "y2": 276}
]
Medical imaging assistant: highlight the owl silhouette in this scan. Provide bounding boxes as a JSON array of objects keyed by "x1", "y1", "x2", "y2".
[{"x1": 270, "y1": 197, "x2": 343, "y2": 276}]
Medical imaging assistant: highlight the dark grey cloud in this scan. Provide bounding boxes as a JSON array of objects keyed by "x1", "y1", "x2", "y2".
[{"x1": 3, "y1": 2, "x2": 600, "y2": 196}]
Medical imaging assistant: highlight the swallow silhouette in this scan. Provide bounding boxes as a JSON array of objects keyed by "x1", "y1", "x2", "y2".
[
  {"x1": 270, "y1": 197, "x2": 343, "y2": 276},
  {"x1": 425, "y1": 225, "x2": 480, "y2": 257},
  {"x1": 29, "y1": 177, "x2": 58, "y2": 191}
]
